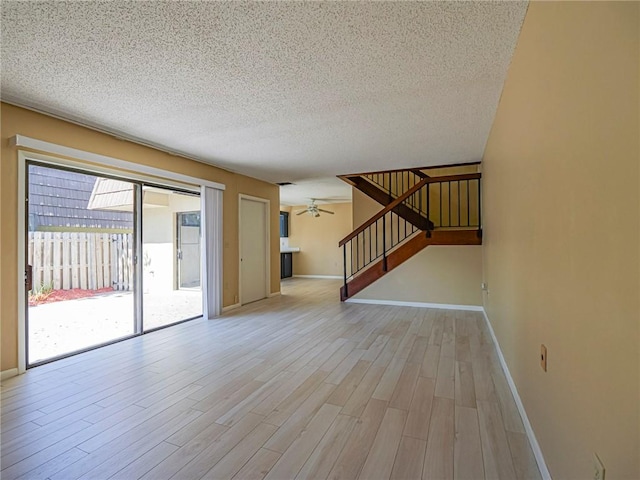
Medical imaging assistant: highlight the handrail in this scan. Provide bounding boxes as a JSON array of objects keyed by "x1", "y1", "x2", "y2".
[
  {"x1": 337, "y1": 161, "x2": 481, "y2": 179},
  {"x1": 422, "y1": 172, "x2": 481, "y2": 183},
  {"x1": 339, "y1": 176, "x2": 430, "y2": 246},
  {"x1": 338, "y1": 172, "x2": 482, "y2": 246},
  {"x1": 410, "y1": 169, "x2": 429, "y2": 179},
  {"x1": 362, "y1": 169, "x2": 424, "y2": 202}
]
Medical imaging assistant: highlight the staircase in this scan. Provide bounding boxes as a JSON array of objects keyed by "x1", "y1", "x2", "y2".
[{"x1": 338, "y1": 164, "x2": 482, "y2": 301}]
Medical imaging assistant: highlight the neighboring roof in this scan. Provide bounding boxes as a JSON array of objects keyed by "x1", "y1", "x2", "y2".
[
  {"x1": 28, "y1": 165, "x2": 133, "y2": 231},
  {"x1": 87, "y1": 178, "x2": 134, "y2": 212}
]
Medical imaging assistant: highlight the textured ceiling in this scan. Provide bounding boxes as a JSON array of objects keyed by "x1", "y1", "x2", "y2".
[
  {"x1": 278, "y1": 177, "x2": 352, "y2": 207},
  {"x1": 1, "y1": 1, "x2": 527, "y2": 186}
]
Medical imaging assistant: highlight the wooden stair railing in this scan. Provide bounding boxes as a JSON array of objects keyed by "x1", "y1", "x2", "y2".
[
  {"x1": 339, "y1": 161, "x2": 481, "y2": 183},
  {"x1": 341, "y1": 168, "x2": 425, "y2": 210},
  {"x1": 340, "y1": 176, "x2": 434, "y2": 246},
  {"x1": 343, "y1": 176, "x2": 430, "y2": 230},
  {"x1": 340, "y1": 229, "x2": 481, "y2": 301},
  {"x1": 339, "y1": 162, "x2": 481, "y2": 222},
  {"x1": 338, "y1": 172, "x2": 482, "y2": 301}
]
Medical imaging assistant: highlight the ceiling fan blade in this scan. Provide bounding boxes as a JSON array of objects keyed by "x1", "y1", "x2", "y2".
[
  {"x1": 296, "y1": 210, "x2": 308, "y2": 215},
  {"x1": 318, "y1": 209, "x2": 335, "y2": 214}
]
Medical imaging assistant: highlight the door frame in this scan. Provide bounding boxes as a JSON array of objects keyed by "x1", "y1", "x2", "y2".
[
  {"x1": 238, "y1": 194, "x2": 271, "y2": 306},
  {"x1": 15, "y1": 146, "x2": 224, "y2": 373}
]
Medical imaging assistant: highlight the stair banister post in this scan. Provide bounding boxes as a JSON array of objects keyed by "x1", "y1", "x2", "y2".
[
  {"x1": 477, "y1": 178, "x2": 482, "y2": 237},
  {"x1": 343, "y1": 244, "x2": 348, "y2": 298},
  {"x1": 426, "y1": 183, "x2": 431, "y2": 238},
  {"x1": 382, "y1": 215, "x2": 388, "y2": 272}
]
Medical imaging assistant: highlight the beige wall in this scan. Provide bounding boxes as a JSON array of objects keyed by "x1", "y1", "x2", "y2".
[
  {"x1": 482, "y1": 3, "x2": 639, "y2": 479},
  {"x1": 353, "y1": 245, "x2": 482, "y2": 306},
  {"x1": 287, "y1": 202, "x2": 352, "y2": 276},
  {"x1": 352, "y1": 186, "x2": 483, "y2": 306},
  {"x1": 0, "y1": 104, "x2": 280, "y2": 372},
  {"x1": 352, "y1": 187, "x2": 383, "y2": 229}
]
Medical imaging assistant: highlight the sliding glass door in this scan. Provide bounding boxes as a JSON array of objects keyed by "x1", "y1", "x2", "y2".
[
  {"x1": 26, "y1": 163, "x2": 138, "y2": 366},
  {"x1": 25, "y1": 162, "x2": 203, "y2": 367}
]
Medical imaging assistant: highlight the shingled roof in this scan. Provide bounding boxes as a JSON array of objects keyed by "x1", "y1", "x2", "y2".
[{"x1": 28, "y1": 165, "x2": 133, "y2": 231}]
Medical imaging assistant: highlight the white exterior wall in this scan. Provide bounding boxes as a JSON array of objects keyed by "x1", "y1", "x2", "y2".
[{"x1": 142, "y1": 191, "x2": 200, "y2": 292}]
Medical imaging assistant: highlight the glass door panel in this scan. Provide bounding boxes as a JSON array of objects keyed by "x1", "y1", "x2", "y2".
[
  {"x1": 142, "y1": 188, "x2": 202, "y2": 331},
  {"x1": 26, "y1": 163, "x2": 138, "y2": 366}
]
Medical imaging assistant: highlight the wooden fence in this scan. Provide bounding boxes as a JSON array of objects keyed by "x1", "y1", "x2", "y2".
[{"x1": 27, "y1": 232, "x2": 134, "y2": 291}]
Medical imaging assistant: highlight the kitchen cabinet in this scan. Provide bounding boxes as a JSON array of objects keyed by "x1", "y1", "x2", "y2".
[{"x1": 280, "y1": 252, "x2": 292, "y2": 279}]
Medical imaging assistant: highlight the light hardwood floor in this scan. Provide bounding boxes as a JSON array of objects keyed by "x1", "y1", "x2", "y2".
[{"x1": 1, "y1": 278, "x2": 541, "y2": 480}]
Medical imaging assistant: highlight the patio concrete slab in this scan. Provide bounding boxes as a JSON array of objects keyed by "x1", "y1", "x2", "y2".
[{"x1": 28, "y1": 289, "x2": 202, "y2": 364}]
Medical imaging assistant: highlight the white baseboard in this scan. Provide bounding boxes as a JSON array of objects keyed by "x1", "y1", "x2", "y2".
[
  {"x1": 345, "y1": 298, "x2": 483, "y2": 311},
  {"x1": 221, "y1": 303, "x2": 240, "y2": 313},
  {"x1": 1, "y1": 368, "x2": 19, "y2": 381},
  {"x1": 224, "y1": 292, "x2": 279, "y2": 311},
  {"x1": 481, "y1": 309, "x2": 551, "y2": 480},
  {"x1": 293, "y1": 275, "x2": 343, "y2": 279}
]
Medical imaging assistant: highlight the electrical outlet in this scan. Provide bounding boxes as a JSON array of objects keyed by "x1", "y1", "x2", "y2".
[
  {"x1": 593, "y1": 453, "x2": 605, "y2": 480},
  {"x1": 540, "y1": 344, "x2": 547, "y2": 372}
]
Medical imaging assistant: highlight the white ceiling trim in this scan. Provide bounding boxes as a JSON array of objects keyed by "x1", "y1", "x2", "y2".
[
  {"x1": 2, "y1": 98, "x2": 238, "y2": 176},
  {"x1": 10, "y1": 135, "x2": 225, "y2": 191}
]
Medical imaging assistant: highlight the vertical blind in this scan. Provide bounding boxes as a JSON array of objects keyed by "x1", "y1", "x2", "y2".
[{"x1": 201, "y1": 186, "x2": 224, "y2": 318}]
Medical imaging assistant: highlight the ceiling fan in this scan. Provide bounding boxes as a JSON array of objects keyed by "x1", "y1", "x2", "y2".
[{"x1": 295, "y1": 199, "x2": 335, "y2": 217}]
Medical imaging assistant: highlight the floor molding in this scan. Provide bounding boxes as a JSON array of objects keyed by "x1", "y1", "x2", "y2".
[
  {"x1": 481, "y1": 308, "x2": 551, "y2": 480},
  {"x1": 293, "y1": 275, "x2": 343, "y2": 279},
  {"x1": 1, "y1": 368, "x2": 19, "y2": 381},
  {"x1": 221, "y1": 302, "x2": 241, "y2": 313},
  {"x1": 345, "y1": 298, "x2": 483, "y2": 311},
  {"x1": 226, "y1": 292, "x2": 279, "y2": 311}
]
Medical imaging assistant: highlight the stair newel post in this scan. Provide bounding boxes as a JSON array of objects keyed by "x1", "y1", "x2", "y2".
[
  {"x1": 477, "y1": 178, "x2": 482, "y2": 237},
  {"x1": 382, "y1": 215, "x2": 388, "y2": 272},
  {"x1": 343, "y1": 244, "x2": 348, "y2": 298},
  {"x1": 426, "y1": 183, "x2": 431, "y2": 238}
]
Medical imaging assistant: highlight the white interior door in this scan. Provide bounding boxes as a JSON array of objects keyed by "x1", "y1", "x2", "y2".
[{"x1": 240, "y1": 197, "x2": 268, "y2": 305}]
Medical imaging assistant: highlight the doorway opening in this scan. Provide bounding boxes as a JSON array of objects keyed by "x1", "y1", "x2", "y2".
[{"x1": 142, "y1": 190, "x2": 202, "y2": 332}]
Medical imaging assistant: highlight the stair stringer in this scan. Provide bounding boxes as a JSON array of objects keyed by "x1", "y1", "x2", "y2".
[{"x1": 346, "y1": 176, "x2": 433, "y2": 230}]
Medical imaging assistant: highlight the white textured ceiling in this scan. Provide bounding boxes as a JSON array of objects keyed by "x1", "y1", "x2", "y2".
[{"x1": 1, "y1": 1, "x2": 527, "y2": 186}]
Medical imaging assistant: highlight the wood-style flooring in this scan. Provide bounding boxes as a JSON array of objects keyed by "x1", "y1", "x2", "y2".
[{"x1": 1, "y1": 278, "x2": 541, "y2": 479}]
